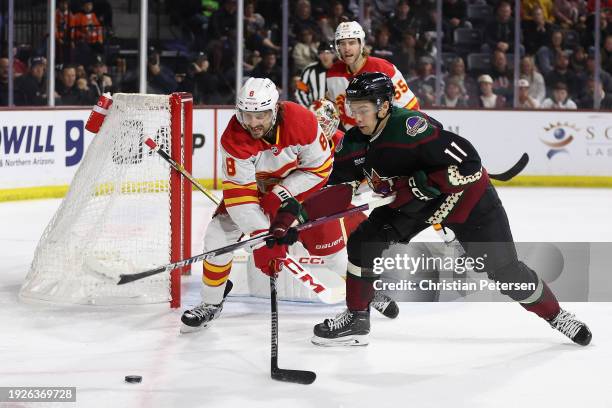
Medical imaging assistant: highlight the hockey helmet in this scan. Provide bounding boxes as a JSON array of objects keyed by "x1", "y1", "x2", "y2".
[
  {"x1": 334, "y1": 21, "x2": 366, "y2": 56},
  {"x1": 236, "y1": 77, "x2": 280, "y2": 133},
  {"x1": 345, "y1": 72, "x2": 394, "y2": 110},
  {"x1": 309, "y1": 99, "x2": 340, "y2": 140}
]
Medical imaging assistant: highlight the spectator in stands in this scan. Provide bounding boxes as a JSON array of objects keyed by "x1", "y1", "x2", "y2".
[
  {"x1": 440, "y1": 77, "x2": 469, "y2": 107},
  {"x1": 244, "y1": 0, "x2": 265, "y2": 36},
  {"x1": 545, "y1": 51, "x2": 579, "y2": 96},
  {"x1": 536, "y1": 30, "x2": 564, "y2": 75},
  {"x1": 371, "y1": 26, "x2": 395, "y2": 61},
  {"x1": 328, "y1": 1, "x2": 351, "y2": 32},
  {"x1": 522, "y1": 0, "x2": 555, "y2": 23},
  {"x1": 520, "y1": 55, "x2": 546, "y2": 102},
  {"x1": 56, "y1": 65, "x2": 92, "y2": 105},
  {"x1": 577, "y1": 77, "x2": 612, "y2": 108},
  {"x1": 445, "y1": 56, "x2": 479, "y2": 103},
  {"x1": 0, "y1": 58, "x2": 8, "y2": 105},
  {"x1": 388, "y1": 1, "x2": 419, "y2": 41},
  {"x1": 188, "y1": 52, "x2": 229, "y2": 105},
  {"x1": 251, "y1": 50, "x2": 282, "y2": 88},
  {"x1": 207, "y1": 0, "x2": 237, "y2": 41},
  {"x1": 394, "y1": 31, "x2": 420, "y2": 78},
  {"x1": 579, "y1": 53, "x2": 612, "y2": 94},
  {"x1": 484, "y1": 1, "x2": 515, "y2": 53},
  {"x1": 490, "y1": 50, "x2": 514, "y2": 100},
  {"x1": 553, "y1": 0, "x2": 581, "y2": 28},
  {"x1": 602, "y1": 34, "x2": 612, "y2": 75},
  {"x1": 93, "y1": 0, "x2": 113, "y2": 33},
  {"x1": 292, "y1": 28, "x2": 319, "y2": 73},
  {"x1": 570, "y1": 45, "x2": 588, "y2": 75},
  {"x1": 408, "y1": 56, "x2": 437, "y2": 107},
  {"x1": 292, "y1": 0, "x2": 321, "y2": 41},
  {"x1": 477, "y1": 74, "x2": 507, "y2": 108},
  {"x1": 541, "y1": 81, "x2": 577, "y2": 108},
  {"x1": 75, "y1": 64, "x2": 87, "y2": 80},
  {"x1": 147, "y1": 48, "x2": 178, "y2": 94},
  {"x1": 56, "y1": 0, "x2": 75, "y2": 64},
  {"x1": 517, "y1": 77, "x2": 540, "y2": 108},
  {"x1": 244, "y1": 49, "x2": 262, "y2": 75},
  {"x1": 89, "y1": 58, "x2": 114, "y2": 97},
  {"x1": 14, "y1": 57, "x2": 47, "y2": 106},
  {"x1": 522, "y1": 6, "x2": 554, "y2": 55},
  {"x1": 443, "y1": 0, "x2": 469, "y2": 46},
  {"x1": 73, "y1": 0, "x2": 104, "y2": 57}
]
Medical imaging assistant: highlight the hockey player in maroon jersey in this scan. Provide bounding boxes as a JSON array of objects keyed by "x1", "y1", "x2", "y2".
[
  {"x1": 327, "y1": 21, "x2": 420, "y2": 131},
  {"x1": 268, "y1": 72, "x2": 592, "y2": 347},
  {"x1": 308, "y1": 98, "x2": 399, "y2": 318}
]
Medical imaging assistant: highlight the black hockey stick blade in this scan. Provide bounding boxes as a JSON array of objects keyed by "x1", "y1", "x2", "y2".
[
  {"x1": 489, "y1": 153, "x2": 529, "y2": 182},
  {"x1": 117, "y1": 266, "x2": 166, "y2": 285},
  {"x1": 272, "y1": 368, "x2": 317, "y2": 385}
]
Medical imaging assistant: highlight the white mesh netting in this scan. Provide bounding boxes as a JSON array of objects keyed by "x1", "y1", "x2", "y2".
[{"x1": 20, "y1": 94, "x2": 177, "y2": 305}]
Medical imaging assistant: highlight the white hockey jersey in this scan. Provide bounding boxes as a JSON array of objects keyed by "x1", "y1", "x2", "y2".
[
  {"x1": 326, "y1": 56, "x2": 420, "y2": 130},
  {"x1": 220, "y1": 101, "x2": 334, "y2": 235}
]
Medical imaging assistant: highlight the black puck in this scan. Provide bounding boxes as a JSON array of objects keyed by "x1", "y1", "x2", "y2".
[{"x1": 125, "y1": 375, "x2": 142, "y2": 383}]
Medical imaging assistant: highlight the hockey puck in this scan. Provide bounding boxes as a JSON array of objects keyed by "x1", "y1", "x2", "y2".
[{"x1": 124, "y1": 375, "x2": 142, "y2": 383}]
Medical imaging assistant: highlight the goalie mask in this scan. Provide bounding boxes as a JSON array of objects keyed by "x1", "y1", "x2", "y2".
[
  {"x1": 236, "y1": 77, "x2": 280, "y2": 139},
  {"x1": 309, "y1": 99, "x2": 340, "y2": 141}
]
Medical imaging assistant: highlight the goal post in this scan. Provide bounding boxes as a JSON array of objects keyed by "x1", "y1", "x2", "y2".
[{"x1": 20, "y1": 93, "x2": 193, "y2": 308}]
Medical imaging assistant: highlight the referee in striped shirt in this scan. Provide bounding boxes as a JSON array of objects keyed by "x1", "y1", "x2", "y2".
[{"x1": 295, "y1": 41, "x2": 336, "y2": 107}]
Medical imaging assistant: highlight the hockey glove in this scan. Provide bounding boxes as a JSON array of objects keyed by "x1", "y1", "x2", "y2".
[
  {"x1": 252, "y1": 230, "x2": 287, "y2": 277},
  {"x1": 389, "y1": 170, "x2": 441, "y2": 209},
  {"x1": 267, "y1": 197, "x2": 307, "y2": 247}
]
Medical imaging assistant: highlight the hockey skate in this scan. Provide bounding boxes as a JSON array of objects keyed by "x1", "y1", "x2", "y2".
[
  {"x1": 371, "y1": 292, "x2": 399, "y2": 319},
  {"x1": 548, "y1": 308, "x2": 592, "y2": 346},
  {"x1": 312, "y1": 309, "x2": 370, "y2": 346},
  {"x1": 180, "y1": 281, "x2": 233, "y2": 334}
]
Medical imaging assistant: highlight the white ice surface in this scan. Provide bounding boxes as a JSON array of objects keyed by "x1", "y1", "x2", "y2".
[{"x1": 1, "y1": 188, "x2": 611, "y2": 408}]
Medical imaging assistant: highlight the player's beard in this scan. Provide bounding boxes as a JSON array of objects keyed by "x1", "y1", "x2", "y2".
[{"x1": 247, "y1": 124, "x2": 271, "y2": 139}]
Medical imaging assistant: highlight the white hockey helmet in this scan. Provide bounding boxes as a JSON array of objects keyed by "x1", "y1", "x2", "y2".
[
  {"x1": 236, "y1": 77, "x2": 280, "y2": 132},
  {"x1": 334, "y1": 21, "x2": 366, "y2": 56},
  {"x1": 309, "y1": 99, "x2": 340, "y2": 141}
]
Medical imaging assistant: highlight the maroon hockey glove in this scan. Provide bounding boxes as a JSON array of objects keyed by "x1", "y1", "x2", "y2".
[
  {"x1": 268, "y1": 197, "x2": 307, "y2": 247},
  {"x1": 367, "y1": 170, "x2": 441, "y2": 209},
  {"x1": 267, "y1": 183, "x2": 354, "y2": 246}
]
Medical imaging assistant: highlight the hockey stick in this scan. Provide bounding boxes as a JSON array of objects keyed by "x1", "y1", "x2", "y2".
[
  {"x1": 117, "y1": 194, "x2": 396, "y2": 285},
  {"x1": 147, "y1": 136, "x2": 344, "y2": 302},
  {"x1": 270, "y1": 274, "x2": 316, "y2": 384},
  {"x1": 488, "y1": 153, "x2": 529, "y2": 182},
  {"x1": 144, "y1": 137, "x2": 221, "y2": 205}
]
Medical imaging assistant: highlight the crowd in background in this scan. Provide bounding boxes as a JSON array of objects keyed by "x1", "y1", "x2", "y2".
[{"x1": 0, "y1": 0, "x2": 611, "y2": 109}]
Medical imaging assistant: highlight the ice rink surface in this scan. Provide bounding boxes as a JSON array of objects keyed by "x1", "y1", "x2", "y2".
[{"x1": 1, "y1": 187, "x2": 611, "y2": 408}]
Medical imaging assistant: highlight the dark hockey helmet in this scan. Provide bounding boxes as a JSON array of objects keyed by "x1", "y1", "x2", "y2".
[{"x1": 345, "y1": 72, "x2": 394, "y2": 109}]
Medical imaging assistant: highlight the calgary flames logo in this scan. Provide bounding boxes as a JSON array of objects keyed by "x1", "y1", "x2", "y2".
[{"x1": 249, "y1": 90, "x2": 255, "y2": 97}]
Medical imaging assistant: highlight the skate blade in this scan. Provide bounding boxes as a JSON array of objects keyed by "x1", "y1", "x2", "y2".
[
  {"x1": 179, "y1": 322, "x2": 209, "y2": 334},
  {"x1": 311, "y1": 334, "x2": 369, "y2": 347}
]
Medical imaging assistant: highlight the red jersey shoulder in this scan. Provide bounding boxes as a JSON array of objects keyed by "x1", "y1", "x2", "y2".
[
  {"x1": 220, "y1": 116, "x2": 261, "y2": 159},
  {"x1": 361, "y1": 56, "x2": 396, "y2": 77},
  {"x1": 327, "y1": 60, "x2": 349, "y2": 78},
  {"x1": 279, "y1": 101, "x2": 319, "y2": 146}
]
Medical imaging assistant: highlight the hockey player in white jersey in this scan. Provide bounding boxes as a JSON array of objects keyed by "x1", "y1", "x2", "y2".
[
  {"x1": 180, "y1": 77, "x2": 335, "y2": 332},
  {"x1": 326, "y1": 21, "x2": 420, "y2": 130}
]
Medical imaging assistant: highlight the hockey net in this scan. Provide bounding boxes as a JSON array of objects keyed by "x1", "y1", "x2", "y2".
[{"x1": 20, "y1": 93, "x2": 192, "y2": 307}]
